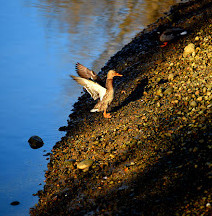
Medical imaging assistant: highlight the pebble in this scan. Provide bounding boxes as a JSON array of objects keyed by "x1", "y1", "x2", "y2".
[
  {"x1": 190, "y1": 101, "x2": 197, "y2": 107},
  {"x1": 195, "y1": 36, "x2": 200, "y2": 41},
  {"x1": 193, "y1": 147, "x2": 198, "y2": 152},
  {"x1": 197, "y1": 97, "x2": 202, "y2": 101},
  {"x1": 206, "y1": 203, "x2": 211, "y2": 208},
  {"x1": 183, "y1": 43, "x2": 195, "y2": 57},
  {"x1": 156, "y1": 88, "x2": 163, "y2": 97},
  {"x1": 168, "y1": 73, "x2": 175, "y2": 81},
  {"x1": 77, "y1": 159, "x2": 93, "y2": 172},
  {"x1": 164, "y1": 87, "x2": 174, "y2": 95}
]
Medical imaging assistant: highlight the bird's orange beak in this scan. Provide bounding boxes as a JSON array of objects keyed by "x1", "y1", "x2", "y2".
[{"x1": 114, "y1": 72, "x2": 123, "y2": 77}]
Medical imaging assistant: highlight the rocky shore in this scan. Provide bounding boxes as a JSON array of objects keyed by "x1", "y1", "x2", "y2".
[{"x1": 30, "y1": 0, "x2": 212, "y2": 215}]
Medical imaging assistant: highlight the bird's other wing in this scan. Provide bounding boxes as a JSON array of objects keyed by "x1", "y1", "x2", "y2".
[
  {"x1": 76, "y1": 62, "x2": 97, "y2": 80},
  {"x1": 71, "y1": 75, "x2": 106, "y2": 100}
]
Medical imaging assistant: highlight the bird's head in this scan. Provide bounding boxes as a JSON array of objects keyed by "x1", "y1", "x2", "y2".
[{"x1": 107, "y1": 70, "x2": 123, "y2": 79}]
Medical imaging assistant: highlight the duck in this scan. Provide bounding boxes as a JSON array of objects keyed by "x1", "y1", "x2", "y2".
[
  {"x1": 71, "y1": 69, "x2": 122, "y2": 118},
  {"x1": 75, "y1": 62, "x2": 104, "y2": 86},
  {"x1": 157, "y1": 27, "x2": 187, "y2": 47}
]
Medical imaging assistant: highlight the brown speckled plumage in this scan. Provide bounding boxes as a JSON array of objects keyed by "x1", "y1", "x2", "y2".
[
  {"x1": 71, "y1": 66, "x2": 122, "y2": 118},
  {"x1": 75, "y1": 62, "x2": 104, "y2": 86},
  {"x1": 92, "y1": 79, "x2": 114, "y2": 112}
]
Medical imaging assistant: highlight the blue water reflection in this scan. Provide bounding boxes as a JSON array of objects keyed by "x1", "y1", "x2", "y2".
[
  {"x1": 0, "y1": 1, "x2": 71, "y2": 215},
  {"x1": 0, "y1": 0, "x2": 177, "y2": 215}
]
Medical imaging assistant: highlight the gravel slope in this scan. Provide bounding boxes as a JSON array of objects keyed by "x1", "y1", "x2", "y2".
[{"x1": 30, "y1": 0, "x2": 212, "y2": 215}]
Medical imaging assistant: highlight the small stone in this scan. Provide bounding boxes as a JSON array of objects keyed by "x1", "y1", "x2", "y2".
[
  {"x1": 206, "y1": 203, "x2": 211, "y2": 208},
  {"x1": 197, "y1": 96, "x2": 202, "y2": 101},
  {"x1": 195, "y1": 36, "x2": 199, "y2": 41},
  {"x1": 65, "y1": 159, "x2": 76, "y2": 166},
  {"x1": 183, "y1": 43, "x2": 195, "y2": 57},
  {"x1": 195, "y1": 90, "x2": 200, "y2": 96},
  {"x1": 202, "y1": 87, "x2": 207, "y2": 93},
  {"x1": 193, "y1": 147, "x2": 198, "y2": 152},
  {"x1": 155, "y1": 95, "x2": 160, "y2": 101},
  {"x1": 77, "y1": 159, "x2": 93, "y2": 172},
  {"x1": 28, "y1": 136, "x2": 44, "y2": 149},
  {"x1": 164, "y1": 87, "x2": 173, "y2": 95},
  {"x1": 207, "y1": 104, "x2": 212, "y2": 108},
  {"x1": 190, "y1": 101, "x2": 197, "y2": 107},
  {"x1": 156, "y1": 88, "x2": 163, "y2": 97},
  {"x1": 168, "y1": 73, "x2": 174, "y2": 81}
]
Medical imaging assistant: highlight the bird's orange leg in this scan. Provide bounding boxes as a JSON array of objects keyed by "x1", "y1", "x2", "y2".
[
  {"x1": 160, "y1": 42, "x2": 168, "y2": 47},
  {"x1": 103, "y1": 110, "x2": 112, "y2": 118}
]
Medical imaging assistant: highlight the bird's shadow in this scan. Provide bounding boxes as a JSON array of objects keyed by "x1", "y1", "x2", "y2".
[{"x1": 111, "y1": 77, "x2": 149, "y2": 113}]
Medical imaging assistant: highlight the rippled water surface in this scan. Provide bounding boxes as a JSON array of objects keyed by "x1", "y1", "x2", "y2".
[{"x1": 0, "y1": 0, "x2": 179, "y2": 215}]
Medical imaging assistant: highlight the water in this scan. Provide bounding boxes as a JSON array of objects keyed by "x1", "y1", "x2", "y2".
[{"x1": 0, "y1": 0, "x2": 178, "y2": 215}]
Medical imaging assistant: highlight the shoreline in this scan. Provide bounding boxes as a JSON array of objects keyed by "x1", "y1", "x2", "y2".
[{"x1": 31, "y1": 0, "x2": 212, "y2": 215}]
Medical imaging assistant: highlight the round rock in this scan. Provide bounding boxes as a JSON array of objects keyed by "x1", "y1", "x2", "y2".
[
  {"x1": 190, "y1": 100, "x2": 197, "y2": 107},
  {"x1": 156, "y1": 88, "x2": 163, "y2": 97},
  {"x1": 164, "y1": 87, "x2": 174, "y2": 95},
  {"x1": 28, "y1": 135, "x2": 44, "y2": 149},
  {"x1": 183, "y1": 43, "x2": 195, "y2": 57},
  {"x1": 77, "y1": 159, "x2": 93, "y2": 172},
  {"x1": 168, "y1": 73, "x2": 175, "y2": 81}
]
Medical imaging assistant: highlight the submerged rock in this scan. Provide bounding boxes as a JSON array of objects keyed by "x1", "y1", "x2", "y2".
[
  {"x1": 10, "y1": 201, "x2": 20, "y2": 206},
  {"x1": 28, "y1": 136, "x2": 44, "y2": 149}
]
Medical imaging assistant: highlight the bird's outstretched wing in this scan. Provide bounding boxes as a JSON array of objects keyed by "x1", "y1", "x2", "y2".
[
  {"x1": 71, "y1": 75, "x2": 106, "y2": 101},
  {"x1": 76, "y1": 62, "x2": 97, "y2": 80}
]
